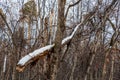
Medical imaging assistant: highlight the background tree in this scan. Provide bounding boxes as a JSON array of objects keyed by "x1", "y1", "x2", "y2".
[{"x1": 0, "y1": 0, "x2": 120, "y2": 80}]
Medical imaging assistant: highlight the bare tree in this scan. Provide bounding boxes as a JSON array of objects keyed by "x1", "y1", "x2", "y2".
[{"x1": 0, "y1": 0, "x2": 120, "y2": 80}]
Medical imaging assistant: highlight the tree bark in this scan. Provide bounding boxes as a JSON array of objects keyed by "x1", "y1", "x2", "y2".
[{"x1": 50, "y1": 0, "x2": 66, "y2": 80}]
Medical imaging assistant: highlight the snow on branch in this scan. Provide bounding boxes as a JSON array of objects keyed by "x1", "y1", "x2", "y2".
[
  {"x1": 16, "y1": 44, "x2": 55, "y2": 72},
  {"x1": 3, "y1": 55, "x2": 7, "y2": 72},
  {"x1": 62, "y1": 23, "x2": 81, "y2": 45},
  {"x1": 16, "y1": 23, "x2": 81, "y2": 72}
]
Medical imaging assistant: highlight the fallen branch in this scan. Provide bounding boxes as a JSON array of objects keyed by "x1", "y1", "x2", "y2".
[
  {"x1": 16, "y1": 10, "x2": 96, "y2": 72},
  {"x1": 16, "y1": 23, "x2": 80, "y2": 72},
  {"x1": 16, "y1": 44, "x2": 55, "y2": 72}
]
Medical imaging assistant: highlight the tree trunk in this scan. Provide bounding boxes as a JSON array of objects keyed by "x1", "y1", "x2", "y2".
[{"x1": 50, "y1": 0, "x2": 66, "y2": 80}]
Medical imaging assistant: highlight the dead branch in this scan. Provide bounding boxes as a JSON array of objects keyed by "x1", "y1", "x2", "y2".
[
  {"x1": 16, "y1": 44, "x2": 55, "y2": 72},
  {"x1": 65, "y1": 0, "x2": 82, "y2": 19},
  {"x1": 16, "y1": 10, "x2": 96, "y2": 72},
  {"x1": 0, "y1": 10, "x2": 12, "y2": 35},
  {"x1": 107, "y1": 18, "x2": 116, "y2": 31}
]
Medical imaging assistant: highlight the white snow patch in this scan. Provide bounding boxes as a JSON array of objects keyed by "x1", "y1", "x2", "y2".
[
  {"x1": 17, "y1": 55, "x2": 32, "y2": 66},
  {"x1": 3, "y1": 55, "x2": 7, "y2": 72},
  {"x1": 62, "y1": 23, "x2": 80, "y2": 44},
  {"x1": 29, "y1": 44, "x2": 55, "y2": 57},
  {"x1": 17, "y1": 44, "x2": 55, "y2": 66},
  {"x1": 62, "y1": 36, "x2": 72, "y2": 45}
]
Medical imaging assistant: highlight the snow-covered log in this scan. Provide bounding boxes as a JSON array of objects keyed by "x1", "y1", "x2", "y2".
[
  {"x1": 16, "y1": 23, "x2": 81, "y2": 72},
  {"x1": 16, "y1": 44, "x2": 55, "y2": 72}
]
